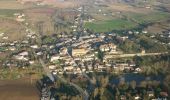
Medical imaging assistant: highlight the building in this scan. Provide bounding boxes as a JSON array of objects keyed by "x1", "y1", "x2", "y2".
[
  {"x1": 59, "y1": 47, "x2": 67, "y2": 55},
  {"x1": 72, "y1": 48, "x2": 89, "y2": 57},
  {"x1": 100, "y1": 43, "x2": 117, "y2": 52}
]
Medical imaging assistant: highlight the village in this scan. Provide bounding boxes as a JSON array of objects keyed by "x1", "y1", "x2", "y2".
[
  {"x1": 0, "y1": 10, "x2": 170, "y2": 78},
  {"x1": 0, "y1": 0, "x2": 170, "y2": 99}
]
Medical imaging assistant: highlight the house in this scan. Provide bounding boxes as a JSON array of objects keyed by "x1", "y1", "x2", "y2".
[
  {"x1": 148, "y1": 91, "x2": 154, "y2": 97},
  {"x1": 64, "y1": 66, "x2": 74, "y2": 71},
  {"x1": 115, "y1": 63, "x2": 128, "y2": 70},
  {"x1": 14, "y1": 55, "x2": 28, "y2": 61},
  {"x1": 48, "y1": 65, "x2": 57, "y2": 70},
  {"x1": 129, "y1": 63, "x2": 136, "y2": 67},
  {"x1": 160, "y1": 92, "x2": 168, "y2": 97},
  {"x1": 74, "y1": 68, "x2": 82, "y2": 74},
  {"x1": 100, "y1": 43, "x2": 117, "y2": 52},
  {"x1": 8, "y1": 46, "x2": 16, "y2": 51},
  {"x1": 120, "y1": 95, "x2": 126, "y2": 100},
  {"x1": 82, "y1": 57, "x2": 93, "y2": 62},
  {"x1": 16, "y1": 18, "x2": 25, "y2": 22},
  {"x1": 2, "y1": 36, "x2": 8, "y2": 40},
  {"x1": 141, "y1": 49, "x2": 146, "y2": 54},
  {"x1": 97, "y1": 65, "x2": 107, "y2": 72},
  {"x1": 142, "y1": 30, "x2": 148, "y2": 34},
  {"x1": 0, "y1": 33, "x2": 4, "y2": 37},
  {"x1": 53, "y1": 68, "x2": 64, "y2": 75},
  {"x1": 65, "y1": 59, "x2": 74, "y2": 65},
  {"x1": 30, "y1": 45, "x2": 39, "y2": 49},
  {"x1": 59, "y1": 47, "x2": 67, "y2": 55},
  {"x1": 134, "y1": 95, "x2": 141, "y2": 100},
  {"x1": 72, "y1": 48, "x2": 89, "y2": 57},
  {"x1": 100, "y1": 44, "x2": 110, "y2": 52},
  {"x1": 50, "y1": 55, "x2": 60, "y2": 62},
  {"x1": 29, "y1": 61, "x2": 35, "y2": 65},
  {"x1": 87, "y1": 66, "x2": 93, "y2": 71},
  {"x1": 19, "y1": 51, "x2": 29, "y2": 56},
  {"x1": 36, "y1": 51, "x2": 43, "y2": 56},
  {"x1": 135, "y1": 68, "x2": 142, "y2": 73},
  {"x1": 109, "y1": 43, "x2": 117, "y2": 52}
]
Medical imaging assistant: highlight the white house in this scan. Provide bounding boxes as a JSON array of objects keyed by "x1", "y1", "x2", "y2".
[
  {"x1": 64, "y1": 66, "x2": 74, "y2": 71},
  {"x1": 48, "y1": 65, "x2": 57, "y2": 70},
  {"x1": 30, "y1": 45, "x2": 39, "y2": 49},
  {"x1": 50, "y1": 55, "x2": 60, "y2": 62},
  {"x1": 19, "y1": 51, "x2": 29, "y2": 56}
]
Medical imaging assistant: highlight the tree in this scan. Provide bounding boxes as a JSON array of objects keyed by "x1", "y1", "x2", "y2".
[
  {"x1": 119, "y1": 39, "x2": 141, "y2": 53},
  {"x1": 93, "y1": 88, "x2": 99, "y2": 98},
  {"x1": 140, "y1": 81, "x2": 147, "y2": 88},
  {"x1": 96, "y1": 49, "x2": 104, "y2": 62},
  {"x1": 99, "y1": 87, "x2": 105, "y2": 96},
  {"x1": 100, "y1": 76, "x2": 109, "y2": 87},
  {"x1": 133, "y1": 55, "x2": 143, "y2": 66},
  {"x1": 130, "y1": 80, "x2": 136, "y2": 89}
]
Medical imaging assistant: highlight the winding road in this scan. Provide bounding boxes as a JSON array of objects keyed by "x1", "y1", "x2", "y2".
[{"x1": 39, "y1": 58, "x2": 89, "y2": 100}]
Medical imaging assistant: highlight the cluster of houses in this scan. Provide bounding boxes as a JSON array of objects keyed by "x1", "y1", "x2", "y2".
[
  {"x1": 0, "y1": 24, "x2": 145, "y2": 75},
  {"x1": 45, "y1": 32, "x2": 143, "y2": 75},
  {"x1": 0, "y1": 32, "x2": 9, "y2": 40},
  {"x1": 119, "y1": 90, "x2": 168, "y2": 100},
  {"x1": 128, "y1": 29, "x2": 170, "y2": 46},
  {"x1": 14, "y1": 13, "x2": 26, "y2": 22}
]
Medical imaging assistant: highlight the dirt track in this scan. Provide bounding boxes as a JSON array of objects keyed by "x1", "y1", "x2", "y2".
[{"x1": 0, "y1": 78, "x2": 39, "y2": 100}]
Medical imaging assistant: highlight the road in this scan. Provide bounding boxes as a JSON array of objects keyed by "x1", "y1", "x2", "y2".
[
  {"x1": 31, "y1": 24, "x2": 89, "y2": 100},
  {"x1": 39, "y1": 58, "x2": 89, "y2": 100},
  {"x1": 105, "y1": 52, "x2": 168, "y2": 59}
]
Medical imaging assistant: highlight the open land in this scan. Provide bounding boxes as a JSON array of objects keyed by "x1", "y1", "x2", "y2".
[
  {"x1": 84, "y1": 2, "x2": 170, "y2": 33},
  {"x1": 0, "y1": 78, "x2": 39, "y2": 100}
]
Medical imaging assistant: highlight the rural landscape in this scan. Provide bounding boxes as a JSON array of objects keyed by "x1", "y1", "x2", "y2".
[{"x1": 0, "y1": 0, "x2": 170, "y2": 100}]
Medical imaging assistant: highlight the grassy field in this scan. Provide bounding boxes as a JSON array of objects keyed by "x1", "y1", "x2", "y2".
[
  {"x1": 85, "y1": 11, "x2": 170, "y2": 32},
  {"x1": 127, "y1": 12, "x2": 170, "y2": 24},
  {"x1": 0, "y1": 9, "x2": 22, "y2": 17},
  {"x1": 0, "y1": 0, "x2": 35, "y2": 9},
  {"x1": 85, "y1": 19, "x2": 137, "y2": 32}
]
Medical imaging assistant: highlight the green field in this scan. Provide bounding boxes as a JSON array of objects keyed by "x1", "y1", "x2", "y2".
[
  {"x1": 0, "y1": 9, "x2": 22, "y2": 17},
  {"x1": 127, "y1": 12, "x2": 170, "y2": 24},
  {"x1": 85, "y1": 12, "x2": 170, "y2": 32},
  {"x1": 85, "y1": 19, "x2": 137, "y2": 32}
]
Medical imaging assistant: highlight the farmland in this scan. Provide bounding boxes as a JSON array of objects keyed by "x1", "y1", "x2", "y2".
[
  {"x1": 126, "y1": 12, "x2": 170, "y2": 24},
  {"x1": 0, "y1": 9, "x2": 22, "y2": 17},
  {"x1": 85, "y1": 19, "x2": 137, "y2": 32},
  {"x1": 0, "y1": 78, "x2": 39, "y2": 100},
  {"x1": 0, "y1": 0, "x2": 37, "y2": 10},
  {"x1": 0, "y1": 18, "x2": 26, "y2": 42},
  {"x1": 85, "y1": 11, "x2": 170, "y2": 32}
]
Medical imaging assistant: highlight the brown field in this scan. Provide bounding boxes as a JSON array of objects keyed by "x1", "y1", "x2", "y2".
[
  {"x1": 0, "y1": 0, "x2": 35, "y2": 9},
  {"x1": 0, "y1": 18, "x2": 26, "y2": 42},
  {"x1": 0, "y1": 78, "x2": 39, "y2": 100},
  {"x1": 145, "y1": 21, "x2": 170, "y2": 33},
  {"x1": 108, "y1": 3, "x2": 153, "y2": 14},
  {"x1": 24, "y1": 8, "x2": 56, "y2": 35},
  {"x1": 20, "y1": 0, "x2": 81, "y2": 8},
  {"x1": 44, "y1": 0, "x2": 80, "y2": 8}
]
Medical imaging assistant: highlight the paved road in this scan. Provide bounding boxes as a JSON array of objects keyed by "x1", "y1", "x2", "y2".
[
  {"x1": 39, "y1": 58, "x2": 89, "y2": 100},
  {"x1": 32, "y1": 26, "x2": 89, "y2": 100},
  {"x1": 105, "y1": 52, "x2": 168, "y2": 59}
]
